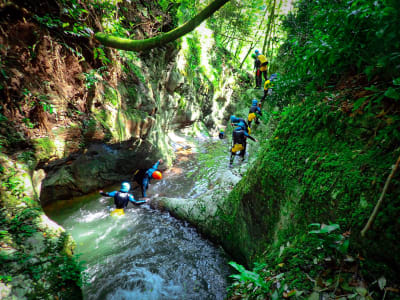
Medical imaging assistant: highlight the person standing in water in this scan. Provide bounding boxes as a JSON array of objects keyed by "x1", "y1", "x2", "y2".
[
  {"x1": 100, "y1": 182, "x2": 146, "y2": 210},
  {"x1": 133, "y1": 159, "x2": 163, "y2": 198}
]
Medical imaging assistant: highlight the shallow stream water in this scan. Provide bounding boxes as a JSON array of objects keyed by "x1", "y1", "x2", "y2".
[{"x1": 43, "y1": 134, "x2": 256, "y2": 300}]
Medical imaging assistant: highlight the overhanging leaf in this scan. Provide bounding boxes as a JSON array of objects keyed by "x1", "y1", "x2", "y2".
[
  {"x1": 384, "y1": 87, "x2": 400, "y2": 100},
  {"x1": 378, "y1": 276, "x2": 387, "y2": 290}
]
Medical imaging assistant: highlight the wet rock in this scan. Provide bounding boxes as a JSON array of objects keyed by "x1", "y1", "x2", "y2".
[{"x1": 40, "y1": 141, "x2": 163, "y2": 203}]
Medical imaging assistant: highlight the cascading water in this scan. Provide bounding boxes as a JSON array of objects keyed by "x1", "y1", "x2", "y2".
[{"x1": 44, "y1": 133, "x2": 256, "y2": 300}]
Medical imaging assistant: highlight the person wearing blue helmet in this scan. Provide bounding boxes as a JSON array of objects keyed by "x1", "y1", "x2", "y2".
[
  {"x1": 230, "y1": 115, "x2": 250, "y2": 134},
  {"x1": 248, "y1": 99, "x2": 262, "y2": 128},
  {"x1": 230, "y1": 126, "x2": 258, "y2": 166},
  {"x1": 100, "y1": 182, "x2": 146, "y2": 209}
]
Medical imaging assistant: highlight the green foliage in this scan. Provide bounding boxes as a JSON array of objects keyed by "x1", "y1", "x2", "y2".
[
  {"x1": 17, "y1": 151, "x2": 37, "y2": 170},
  {"x1": 83, "y1": 66, "x2": 108, "y2": 89},
  {"x1": 228, "y1": 224, "x2": 360, "y2": 299},
  {"x1": 93, "y1": 47, "x2": 111, "y2": 65},
  {"x1": 0, "y1": 207, "x2": 84, "y2": 298},
  {"x1": 227, "y1": 1, "x2": 400, "y2": 298},
  {"x1": 22, "y1": 89, "x2": 55, "y2": 115},
  {"x1": 280, "y1": 0, "x2": 400, "y2": 88},
  {"x1": 119, "y1": 51, "x2": 146, "y2": 84},
  {"x1": 104, "y1": 86, "x2": 119, "y2": 107},
  {"x1": 1, "y1": 168, "x2": 24, "y2": 196},
  {"x1": 32, "y1": 137, "x2": 56, "y2": 162}
]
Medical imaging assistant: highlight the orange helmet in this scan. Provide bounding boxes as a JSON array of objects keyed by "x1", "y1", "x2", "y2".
[{"x1": 152, "y1": 171, "x2": 162, "y2": 180}]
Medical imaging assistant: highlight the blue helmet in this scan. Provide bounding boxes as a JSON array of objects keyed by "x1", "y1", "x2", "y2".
[
  {"x1": 120, "y1": 182, "x2": 130, "y2": 193},
  {"x1": 230, "y1": 115, "x2": 236, "y2": 122},
  {"x1": 252, "y1": 99, "x2": 258, "y2": 106},
  {"x1": 255, "y1": 49, "x2": 260, "y2": 55}
]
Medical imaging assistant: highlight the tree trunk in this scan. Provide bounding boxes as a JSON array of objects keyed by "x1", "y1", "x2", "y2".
[
  {"x1": 262, "y1": 0, "x2": 276, "y2": 55},
  {"x1": 95, "y1": 0, "x2": 230, "y2": 51},
  {"x1": 239, "y1": 7, "x2": 268, "y2": 69}
]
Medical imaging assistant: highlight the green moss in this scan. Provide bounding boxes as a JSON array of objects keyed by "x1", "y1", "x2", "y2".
[
  {"x1": 223, "y1": 86, "x2": 400, "y2": 298},
  {"x1": 0, "y1": 155, "x2": 83, "y2": 299},
  {"x1": 104, "y1": 85, "x2": 119, "y2": 107},
  {"x1": 125, "y1": 108, "x2": 148, "y2": 122}
]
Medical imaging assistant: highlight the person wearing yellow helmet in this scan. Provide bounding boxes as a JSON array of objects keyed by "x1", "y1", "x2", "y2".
[{"x1": 133, "y1": 159, "x2": 163, "y2": 198}]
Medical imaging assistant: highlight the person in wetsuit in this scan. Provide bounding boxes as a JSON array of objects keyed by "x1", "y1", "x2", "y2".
[
  {"x1": 252, "y1": 53, "x2": 261, "y2": 88},
  {"x1": 218, "y1": 129, "x2": 225, "y2": 139},
  {"x1": 100, "y1": 182, "x2": 146, "y2": 208},
  {"x1": 248, "y1": 99, "x2": 262, "y2": 128},
  {"x1": 230, "y1": 115, "x2": 250, "y2": 134},
  {"x1": 230, "y1": 125, "x2": 258, "y2": 166},
  {"x1": 261, "y1": 73, "x2": 277, "y2": 102},
  {"x1": 133, "y1": 159, "x2": 163, "y2": 198},
  {"x1": 255, "y1": 49, "x2": 268, "y2": 82}
]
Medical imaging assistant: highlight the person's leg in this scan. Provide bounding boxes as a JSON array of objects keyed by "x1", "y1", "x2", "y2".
[
  {"x1": 240, "y1": 142, "x2": 247, "y2": 161},
  {"x1": 256, "y1": 70, "x2": 262, "y2": 88},
  {"x1": 230, "y1": 145, "x2": 236, "y2": 166},
  {"x1": 262, "y1": 89, "x2": 267, "y2": 102},
  {"x1": 142, "y1": 177, "x2": 149, "y2": 197},
  {"x1": 262, "y1": 71, "x2": 267, "y2": 81},
  {"x1": 230, "y1": 153, "x2": 234, "y2": 165}
]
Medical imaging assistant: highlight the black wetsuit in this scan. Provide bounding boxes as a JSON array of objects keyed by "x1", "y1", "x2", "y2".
[
  {"x1": 100, "y1": 191, "x2": 133, "y2": 208},
  {"x1": 230, "y1": 128, "x2": 256, "y2": 165}
]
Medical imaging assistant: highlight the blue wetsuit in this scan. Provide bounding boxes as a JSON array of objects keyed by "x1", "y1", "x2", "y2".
[{"x1": 100, "y1": 190, "x2": 145, "y2": 208}]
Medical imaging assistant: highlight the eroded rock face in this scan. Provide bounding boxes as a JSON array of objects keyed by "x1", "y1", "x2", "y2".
[{"x1": 39, "y1": 140, "x2": 162, "y2": 204}]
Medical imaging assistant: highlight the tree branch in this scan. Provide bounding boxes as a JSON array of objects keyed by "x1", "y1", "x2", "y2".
[
  {"x1": 361, "y1": 152, "x2": 400, "y2": 237},
  {"x1": 94, "y1": 0, "x2": 230, "y2": 51}
]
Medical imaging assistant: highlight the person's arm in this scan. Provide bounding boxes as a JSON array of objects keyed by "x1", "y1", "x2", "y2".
[
  {"x1": 129, "y1": 194, "x2": 146, "y2": 205},
  {"x1": 146, "y1": 159, "x2": 162, "y2": 176},
  {"x1": 244, "y1": 131, "x2": 257, "y2": 142},
  {"x1": 100, "y1": 191, "x2": 116, "y2": 197},
  {"x1": 257, "y1": 107, "x2": 262, "y2": 115}
]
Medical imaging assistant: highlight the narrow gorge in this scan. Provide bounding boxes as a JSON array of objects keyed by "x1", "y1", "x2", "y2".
[{"x1": 1, "y1": 0, "x2": 399, "y2": 299}]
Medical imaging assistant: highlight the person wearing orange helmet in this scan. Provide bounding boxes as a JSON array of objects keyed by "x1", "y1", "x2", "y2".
[{"x1": 133, "y1": 159, "x2": 163, "y2": 198}]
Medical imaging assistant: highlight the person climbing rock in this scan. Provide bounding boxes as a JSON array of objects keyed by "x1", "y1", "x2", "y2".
[
  {"x1": 252, "y1": 53, "x2": 261, "y2": 88},
  {"x1": 248, "y1": 99, "x2": 262, "y2": 128},
  {"x1": 230, "y1": 127, "x2": 258, "y2": 166},
  {"x1": 100, "y1": 182, "x2": 146, "y2": 211},
  {"x1": 133, "y1": 159, "x2": 163, "y2": 198},
  {"x1": 255, "y1": 49, "x2": 268, "y2": 83},
  {"x1": 230, "y1": 115, "x2": 250, "y2": 134}
]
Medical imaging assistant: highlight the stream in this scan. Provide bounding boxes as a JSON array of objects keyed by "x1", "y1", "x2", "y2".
[{"x1": 43, "y1": 133, "x2": 255, "y2": 300}]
